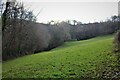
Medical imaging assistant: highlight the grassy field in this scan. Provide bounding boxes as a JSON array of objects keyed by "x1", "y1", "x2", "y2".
[{"x1": 3, "y1": 34, "x2": 118, "y2": 78}]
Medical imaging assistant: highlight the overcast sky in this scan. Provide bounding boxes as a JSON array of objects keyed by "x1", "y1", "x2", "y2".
[{"x1": 2, "y1": 0, "x2": 119, "y2": 23}]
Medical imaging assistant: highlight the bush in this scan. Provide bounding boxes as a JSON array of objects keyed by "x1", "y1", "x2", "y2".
[{"x1": 47, "y1": 25, "x2": 64, "y2": 49}]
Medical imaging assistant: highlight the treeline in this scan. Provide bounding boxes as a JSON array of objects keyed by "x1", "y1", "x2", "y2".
[
  {"x1": 2, "y1": 19, "x2": 119, "y2": 61},
  {"x1": 1, "y1": 1, "x2": 120, "y2": 60}
]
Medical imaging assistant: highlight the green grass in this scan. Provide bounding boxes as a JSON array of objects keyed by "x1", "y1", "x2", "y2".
[{"x1": 2, "y1": 34, "x2": 118, "y2": 78}]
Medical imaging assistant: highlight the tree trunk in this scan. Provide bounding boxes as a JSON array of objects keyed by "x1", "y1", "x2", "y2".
[{"x1": 114, "y1": 31, "x2": 120, "y2": 52}]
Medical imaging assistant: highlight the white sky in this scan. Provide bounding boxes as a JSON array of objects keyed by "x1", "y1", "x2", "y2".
[{"x1": 2, "y1": 0, "x2": 119, "y2": 23}]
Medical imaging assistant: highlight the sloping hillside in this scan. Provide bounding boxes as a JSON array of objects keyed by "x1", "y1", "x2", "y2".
[{"x1": 3, "y1": 34, "x2": 118, "y2": 78}]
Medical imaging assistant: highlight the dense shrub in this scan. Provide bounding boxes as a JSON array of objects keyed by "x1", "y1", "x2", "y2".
[
  {"x1": 47, "y1": 25, "x2": 64, "y2": 50},
  {"x1": 58, "y1": 22, "x2": 72, "y2": 41},
  {"x1": 2, "y1": 20, "x2": 51, "y2": 60}
]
